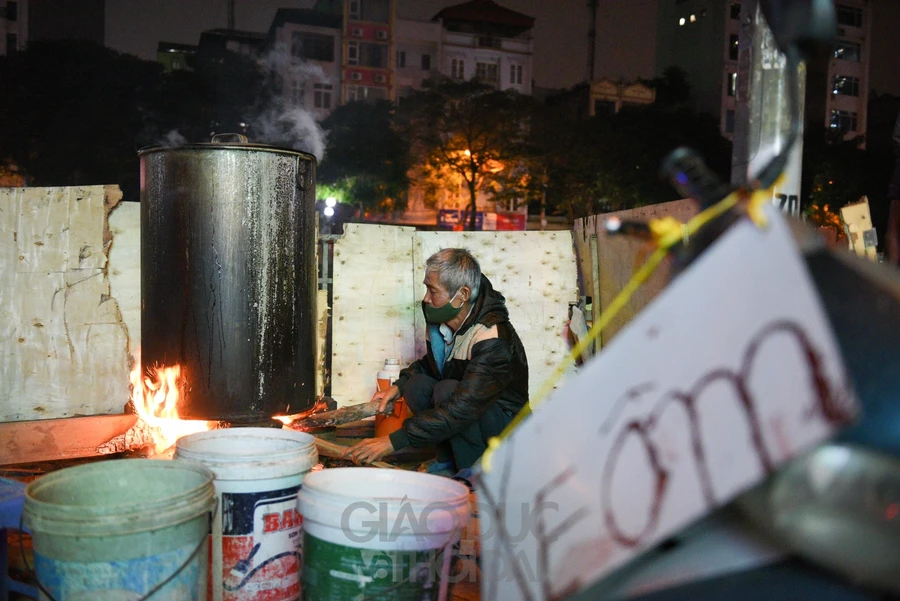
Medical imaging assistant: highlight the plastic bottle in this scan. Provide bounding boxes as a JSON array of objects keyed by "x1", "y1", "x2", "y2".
[{"x1": 375, "y1": 359, "x2": 411, "y2": 437}]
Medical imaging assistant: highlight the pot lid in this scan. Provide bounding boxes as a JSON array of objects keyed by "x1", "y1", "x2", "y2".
[{"x1": 138, "y1": 133, "x2": 317, "y2": 160}]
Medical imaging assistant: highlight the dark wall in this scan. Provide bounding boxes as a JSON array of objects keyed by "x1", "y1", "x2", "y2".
[{"x1": 28, "y1": 0, "x2": 105, "y2": 45}]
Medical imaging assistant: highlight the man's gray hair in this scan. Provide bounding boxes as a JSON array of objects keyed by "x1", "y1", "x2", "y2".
[{"x1": 426, "y1": 248, "x2": 481, "y2": 300}]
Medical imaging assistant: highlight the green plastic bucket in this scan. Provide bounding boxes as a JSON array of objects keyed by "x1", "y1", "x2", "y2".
[
  {"x1": 175, "y1": 427, "x2": 318, "y2": 601},
  {"x1": 23, "y1": 458, "x2": 216, "y2": 601},
  {"x1": 297, "y1": 468, "x2": 470, "y2": 601}
]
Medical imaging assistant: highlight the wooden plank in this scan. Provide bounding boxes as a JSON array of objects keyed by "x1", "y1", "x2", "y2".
[
  {"x1": 107, "y1": 200, "x2": 141, "y2": 354},
  {"x1": 591, "y1": 198, "x2": 699, "y2": 342},
  {"x1": 0, "y1": 414, "x2": 139, "y2": 465},
  {"x1": 0, "y1": 186, "x2": 132, "y2": 421},
  {"x1": 312, "y1": 436, "x2": 397, "y2": 469},
  {"x1": 330, "y1": 224, "x2": 418, "y2": 407}
]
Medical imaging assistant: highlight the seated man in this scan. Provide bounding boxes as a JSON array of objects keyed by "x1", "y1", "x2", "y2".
[{"x1": 344, "y1": 248, "x2": 529, "y2": 478}]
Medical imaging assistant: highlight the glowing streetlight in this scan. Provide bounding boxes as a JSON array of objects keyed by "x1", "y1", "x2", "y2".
[
  {"x1": 325, "y1": 197, "x2": 337, "y2": 208},
  {"x1": 324, "y1": 206, "x2": 335, "y2": 217}
]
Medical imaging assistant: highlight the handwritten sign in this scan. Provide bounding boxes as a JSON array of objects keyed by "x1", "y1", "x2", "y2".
[{"x1": 474, "y1": 208, "x2": 857, "y2": 601}]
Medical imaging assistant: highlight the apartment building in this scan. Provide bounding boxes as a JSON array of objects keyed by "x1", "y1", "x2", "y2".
[
  {"x1": 1, "y1": 0, "x2": 26, "y2": 55},
  {"x1": 657, "y1": 0, "x2": 872, "y2": 140}
]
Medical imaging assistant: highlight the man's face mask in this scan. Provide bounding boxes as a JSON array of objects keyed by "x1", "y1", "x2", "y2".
[{"x1": 423, "y1": 288, "x2": 464, "y2": 324}]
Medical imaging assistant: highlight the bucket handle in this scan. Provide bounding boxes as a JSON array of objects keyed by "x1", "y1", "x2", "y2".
[
  {"x1": 19, "y1": 498, "x2": 220, "y2": 601},
  {"x1": 211, "y1": 133, "x2": 249, "y2": 144}
]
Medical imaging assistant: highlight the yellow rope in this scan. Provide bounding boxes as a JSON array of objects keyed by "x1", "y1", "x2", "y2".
[{"x1": 481, "y1": 186, "x2": 772, "y2": 474}]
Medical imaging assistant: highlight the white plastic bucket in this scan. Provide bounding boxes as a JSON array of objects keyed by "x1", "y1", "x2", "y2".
[
  {"x1": 23, "y1": 458, "x2": 216, "y2": 601},
  {"x1": 298, "y1": 468, "x2": 470, "y2": 601},
  {"x1": 175, "y1": 427, "x2": 318, "y2": 601}
]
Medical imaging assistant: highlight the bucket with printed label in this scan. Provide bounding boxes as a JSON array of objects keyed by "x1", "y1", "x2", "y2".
[
  {"x1": 23, "y1": 458, "x2": 216, "y2": 601},
  {"x1": 175, "y1": 428, "x2": 318, "y2": 601},
  {"x1": 298, "y1": 467, "x2": 470, "y2": 601}
]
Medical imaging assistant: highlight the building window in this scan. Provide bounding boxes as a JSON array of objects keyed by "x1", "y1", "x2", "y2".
[
  {"x1": 355, "y1": 0, "x2": 389, "y2": 23},
  {"x1": 830, "y1": 109, "x2": 858, "y2": 132},
  {"x1": 348, "y1": 41, "x2": 358, "y2": 65},
  {"x1": 836, "y1": 5, "x2": 863, "y2": 28},
  {"x1": 509, "y1": 64, "x2": 523, "y2": 85},
  {"x1": 396, "y1": 50, "x2": 406, "y2": 68},
  {"x1": 314, "y1": 83, "x2": 332, "y2": 109},
  {"x1": 6, "y1": 1, "x2": 17, "y2": 21},
  {"x1": 451, "y1": 58, "x2": 465, "y2": 79},
  {"x1": 291, "y1": 81, "x2": 305, "y2": 106},
  {"x1": 291, "y1": 32, "x2": 335, "y2": 62},
  {"x1": 729, "y1": 35, "x2": 739, "y2": 61},
  {"x1": 725, "y1": 109, "x2": 735, "y2": 133},
  {"x1": 358, "y1": 42, "x2": 387, "y2": 68},
  {"x1": 6, "y1": 32, "x2": 17, "y2": 55},
  {"x1": 832, "y1": 75, "x2": 859, "y2": 96},
  {"x1": 421, "y1": 54, "x2": 431, "y2": 70},
  {"x1": 730, "y1": 3, "x2": 741, "y2": 19},
  {"x1": 476, "y1": 61, "x2": 498, "y2": 83},
  {"x1": 833, "y1": 41, "x2": 861, "y2": 62},
  {"x1": 727, "y1": 72, "x2": 737, "y2": 96}
]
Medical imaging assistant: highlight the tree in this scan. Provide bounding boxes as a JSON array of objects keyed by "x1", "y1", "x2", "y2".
[
  {"x1": 397, "y1": 78, "x2": 539, "y2": 230},
  {"x1": 533, "y1": 99, "x2": 731, "y2": 221},
  {"x1": 318, "y1": 100, "x2": 410, "y2": 215},
  {"x1": 0, "y1": 40, "x2": 161, "y2": 197}
]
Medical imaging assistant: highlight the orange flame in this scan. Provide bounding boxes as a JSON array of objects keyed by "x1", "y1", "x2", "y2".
[
  {"x1": 273, "y1": 398, "x2": 331, "y2": 426},
  {"x1": 130, "y1": 349, "x2": 215, "y2": 454}
]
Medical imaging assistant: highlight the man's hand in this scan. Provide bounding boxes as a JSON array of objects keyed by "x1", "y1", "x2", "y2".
[
  {"x1": 343, "y1": 437, "x2": 395, "y2": 465},
  {"x1": 371, "y1": 384, "x2": 401, "y2": 414}
]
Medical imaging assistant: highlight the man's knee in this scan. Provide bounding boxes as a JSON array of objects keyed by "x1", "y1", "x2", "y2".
[{"x1": 403, "y1": 373, "x2": 438, "y2": 414}]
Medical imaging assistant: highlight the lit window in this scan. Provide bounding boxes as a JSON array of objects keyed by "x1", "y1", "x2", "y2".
[
  {"x1": 679, "y1": 17, "x2": 686, "y2": 26},
  {"x1": 729, "y1": 35, "x2": 739, "y2": 60},
  {"x1": 690, "y1": 14, "x2": 697, "y2": 23},
  {"x1": 728, "y1": 72, "x2": 737, "y2": 96},
  {"x1": 830, "y1": 109, "x2": 858, "y2": 132},
  {"x1": 833, "y1": 41, "x2": 861, "y2": 61},
  {"x1": 832, "y1": 75, "x2": 859, "y2": 97}
]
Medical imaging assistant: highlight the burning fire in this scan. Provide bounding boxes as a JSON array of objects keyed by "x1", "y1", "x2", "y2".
[
  {"x1": 130, "y1": 350, "x2": 215, "y2": 455},
  {"x1": 273, "y1": 398, "x2": 331, "y2": 426}
]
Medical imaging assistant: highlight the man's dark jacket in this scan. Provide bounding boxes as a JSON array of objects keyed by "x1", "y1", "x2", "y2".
[{"x1": 389, "y1": 274, "x2": 529, "y2": 450}]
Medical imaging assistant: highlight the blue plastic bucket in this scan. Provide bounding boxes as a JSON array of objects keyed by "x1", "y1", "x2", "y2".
[{"x1": 23, "y1": 458, "x2": 216, "y2": 600}]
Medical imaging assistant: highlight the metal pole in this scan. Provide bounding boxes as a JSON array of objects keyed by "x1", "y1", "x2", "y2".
[{"x1": 731, "y1": 0, "x2": 806, "y2": 217}]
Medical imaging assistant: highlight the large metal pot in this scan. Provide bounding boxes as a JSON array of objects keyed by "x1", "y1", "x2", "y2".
[{"x1": 139, "y1": 136, "x2": 317, "y2": 422}]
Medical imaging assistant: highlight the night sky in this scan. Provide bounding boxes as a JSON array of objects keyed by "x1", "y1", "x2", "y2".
[{"x1": 103, "y1": 0, "x2": 898, "y2": 94}]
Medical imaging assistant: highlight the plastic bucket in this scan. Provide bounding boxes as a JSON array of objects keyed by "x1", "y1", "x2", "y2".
[
  {"x1": 23, "y1": 458, "x2": 216, "y2": 601},
  {"x1": 175, "y1": 428, "x2": 318, "y2": 601},
  {"x1": 298, "y1": 468, "x2": 470, "y2": 601}
]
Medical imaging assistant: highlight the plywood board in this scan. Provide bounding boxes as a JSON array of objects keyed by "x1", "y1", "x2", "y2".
[
  {"x1": 330, "y1": 225, "x2": 579, "y2": 407},
  {"x1": 330, "y1": 224, "x2": 419, "y2": 406},
  {"x1": 574, "y1": 199, "x2": 699, "y2": 345},
  {"x1": 0, "y1": 186, "x2": 131, "y2": 421}
]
